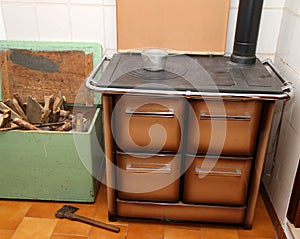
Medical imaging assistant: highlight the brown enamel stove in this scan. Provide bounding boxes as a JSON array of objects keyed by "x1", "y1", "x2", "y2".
[{"x1": 86, "y1": 53, "x2": 292, "y2": 229}]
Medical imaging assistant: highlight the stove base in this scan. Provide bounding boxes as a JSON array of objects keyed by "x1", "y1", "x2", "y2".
[{"x1": 116, "y1": 199, "x2": 246, "y2": 225}]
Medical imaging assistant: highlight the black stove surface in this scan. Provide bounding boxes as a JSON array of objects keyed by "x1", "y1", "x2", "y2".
[{"x1": 96, "y1": 53, "x2": 283, "y2": 94}]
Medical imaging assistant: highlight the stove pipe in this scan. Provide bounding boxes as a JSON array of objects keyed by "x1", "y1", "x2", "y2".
[{"x1": 231, "y1": 0, "x2": 264, "y2": 64}]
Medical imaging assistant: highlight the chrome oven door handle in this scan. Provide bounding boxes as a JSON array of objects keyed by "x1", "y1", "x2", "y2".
[
  {"x1": 200, "y1": 112, "x2": 251, "y2": 121},
  {"x1": 125, "y1": 108, "x2": 175, "y2": 118},
  {"x1": 126, "y1": 163, "x2": 171, "y2": 174},
  {"x1": 195, "y1": 167, "x2": 242, "y2": 177}
]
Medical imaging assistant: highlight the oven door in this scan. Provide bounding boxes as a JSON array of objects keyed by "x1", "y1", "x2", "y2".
[
  {"x1": 183, "y1": 155, "x2": 252, "y2": 206},
  {"x1": 116, "y1": 152, "x2": 181, "y2": 202},
  {"x1": 113, "y1": 95, "x2": 184, "y2": 153}
]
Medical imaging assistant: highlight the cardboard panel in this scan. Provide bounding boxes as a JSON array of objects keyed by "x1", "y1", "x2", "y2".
[{"x1": 117, "y1": 0, "x2": 230, "y2": 54}]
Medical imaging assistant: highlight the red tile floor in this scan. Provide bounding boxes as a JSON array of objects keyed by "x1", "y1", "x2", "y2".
[{"x1": 0, "y1": 184, "x2": 277, "y2": 239}]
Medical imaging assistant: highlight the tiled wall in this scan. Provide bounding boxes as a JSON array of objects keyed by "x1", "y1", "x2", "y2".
[
  {"x1": 263, "y1": 0, "x2": 300, "y2": 233},
  {"x1": 0, "y1": 0, "x2": 285, "y2": 59},
  {"x1": 0, "y1": 0, "x2": 117, "y2": 56}
]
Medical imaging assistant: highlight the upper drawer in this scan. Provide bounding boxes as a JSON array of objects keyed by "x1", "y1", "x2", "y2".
[
  {"x1": 113, "y1": 95, "x2": 185, "y2": 153},
  {"x1": 187, "y1": 100, "x2": 262, "y2": 155}
]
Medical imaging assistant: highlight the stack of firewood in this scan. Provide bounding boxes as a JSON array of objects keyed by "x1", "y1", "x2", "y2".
[{"x1": 0, "y1": 93, "x2": 89, "y2": 132}]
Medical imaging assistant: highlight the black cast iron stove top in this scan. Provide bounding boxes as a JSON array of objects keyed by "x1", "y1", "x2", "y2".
[{"x1": 93, "y1": 53, "x2": 284, "y2": 96}]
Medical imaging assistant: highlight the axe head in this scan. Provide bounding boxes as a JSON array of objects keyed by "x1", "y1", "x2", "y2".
[{"x1": 55, "y1": 205, "x2": 79, "y2": 219}]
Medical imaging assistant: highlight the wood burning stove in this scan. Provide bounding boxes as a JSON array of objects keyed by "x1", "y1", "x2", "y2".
[{"x1": 85, "y1": 0, "x2": 294, "y2": 230}]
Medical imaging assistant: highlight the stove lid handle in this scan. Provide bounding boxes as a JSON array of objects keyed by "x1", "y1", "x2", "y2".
[
  {"x1": 85, "y1": 55, "x2": 111, "y2": 90},
  {"x1": 262, "y1": 59, "x2": 295, "y2": 100}
]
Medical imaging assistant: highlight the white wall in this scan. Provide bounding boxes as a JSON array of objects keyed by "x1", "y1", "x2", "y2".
[{"x1": 263, "y1": 0, "x2": 300, "y2": 234}]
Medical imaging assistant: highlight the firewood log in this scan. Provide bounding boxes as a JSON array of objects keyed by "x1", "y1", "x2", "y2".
[
  {"x1": 12, "y1": 98, "x2": 27, "y2": 120},
  {"x1": 41, "y1": 95, "x2": 54, "y2": 123},
  {"x1": 13, "y1": 118, "x2": 40, "y2": 131},
  {"x1": 55, "y1": 119, "x2": 73, "y2": 131},
  {"x1": 0, "y1": 110, "x2": 11, "y2": 128},
  {"x1": 13, "y1": 93, "x2": 26, "y2": 113},
  {"x1": 4, "y1": 99, "x2": 18, "y2": 113},
  {"x1": 26, "y1": 96, "x2": 43, "y2": 124},
  {"x1": 0, "y1": 102, "x2": 22, "y2": 120}
]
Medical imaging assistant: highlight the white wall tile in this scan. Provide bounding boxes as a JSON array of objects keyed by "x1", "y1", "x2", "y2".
[
  {"x1": 256, "y1": 53, "x2": 275, "y2": 62},
  {"x1": 229, "y1": 0, "x2": 239, "y2": 9},
  {"x1": 104, "y1": 0, "x2": 116, "y2": 6},
  {"x1": 257, "y1": 9, "x2": 283, "y2": 54},
  {"x1": 104, "y1": 6, "x2": 116, "y2": 50},
  {"x1": 35, "y1": 0, "x2": 68, "y2": 3},
  {"x1": 70, "y1": 5, "x2": 105, "y2": 44},
  {"x1": 2, "y1": 3, "x2": 39, "y2": 40},
  {"x1": 264, "y1": 0, "x2": 285, "y2": 9},
  {"x1": 0, "y1": 3, "x2": 7, "y2": 40},
  {"x1": 275, "y1": 10, "x2": 295, "y2": 63},
  {"x1": 225, "y1": 8, "x2": 238, "y2": 54},
  {"x1": 1, "y1": 0, "x2": 34, "y2": 2},
  {"x1": 285, "y1": 0, "x2": 300, "y2": 16},
  {"x1": 70, "y1": 0, "x2": 104, "y2": 5},
  {"x1": 36, "y1": 4, "x2": 71, "y2": 41},
  {"x1": 286, "y1": 17, "x2": 300, "y2": 74},
  {"x1": 266, "y1": 119, "x2": 300, "y2": 222}
]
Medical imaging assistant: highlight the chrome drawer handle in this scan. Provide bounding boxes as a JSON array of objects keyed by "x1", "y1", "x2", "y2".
[
  {"x1": 126, "y1": 163, "x2": 171, "y2": 174},
  {"x1": 200, "y1": 112, "x2": 251, "y2": 121},
  {"x1": 195, "y1": 167, "x2": 242, "y2": 177},
  {"x1": 125, "y1": 108, "x2": 174, "y2": 118}
]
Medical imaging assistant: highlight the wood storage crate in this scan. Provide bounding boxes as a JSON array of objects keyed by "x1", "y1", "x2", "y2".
[{"x1": 0, "y1": 41, "x2": 104, "y2": 202}]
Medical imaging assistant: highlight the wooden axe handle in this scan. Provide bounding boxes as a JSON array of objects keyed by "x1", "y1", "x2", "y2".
[{"x1": 65, "y1": 212, "x2": 120, "y2": 233}]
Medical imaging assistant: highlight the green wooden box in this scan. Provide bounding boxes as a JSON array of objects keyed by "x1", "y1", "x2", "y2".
[{"x1": 0, "y1": 41, "x2": 104, "y2": 202}]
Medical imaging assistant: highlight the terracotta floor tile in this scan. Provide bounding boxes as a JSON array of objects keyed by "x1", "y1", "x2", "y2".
[
  {"x1": 89, "y1": 225, "x2": 128, "y2": 239},
  {"x1": 94, "y1": 204, "x2": 128, "y2": 227},
  {"x1": 53, "y1": 205, "x2": 98, "y2": 236},
  {"x1": 11, "y1": 217, "x2": 57, "y2": 239},
  {"x1": 126, "y1": 222, "x2": 164, "y2": 239},
  {"x1": 26, "y1": 202, "x2": 64, "y2": 219},
  {"x1": 201, "y1": 225, "x2": 239, "y2": 239},
  {"x1": 164, "y1": 228, "x2": 201, "y2": 239},
  {"x1": 164, "y1": 221, "x2": 201, "y2": 231},
  {"x1": 239, "y1": 237, "x2": 276, "y2": 239},
  {"x1": 0, "y1": 229, "x2": 15, "y2": 239},
  {"x1": 238, "y1": 206, "x2": 276, "y2": 238},
  {"x1": 94, "y1": 184, "x2": 107, "y2": 206},
  {"x1": 50, "y1": 235, "x2": 88, "y2": 239},
  {"x1": 256, "y1": 194, "x2": 266, "y2": 208},
  {"x1": 0, "y1": 201, "x2": 32, "y2": 230}
]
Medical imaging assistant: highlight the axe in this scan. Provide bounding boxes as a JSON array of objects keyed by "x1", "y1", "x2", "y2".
[{"x1": 55, "y1": 205, "x2": 120, "y2": 233}]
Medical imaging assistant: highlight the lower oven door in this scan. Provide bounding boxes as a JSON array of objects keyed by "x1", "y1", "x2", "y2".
[
  {"x1": 183, "y1": 155, "x2": 252, "y2": 206},
  {"x1": 117, "y1": 152, "x2": 181, "y2": 202}
]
